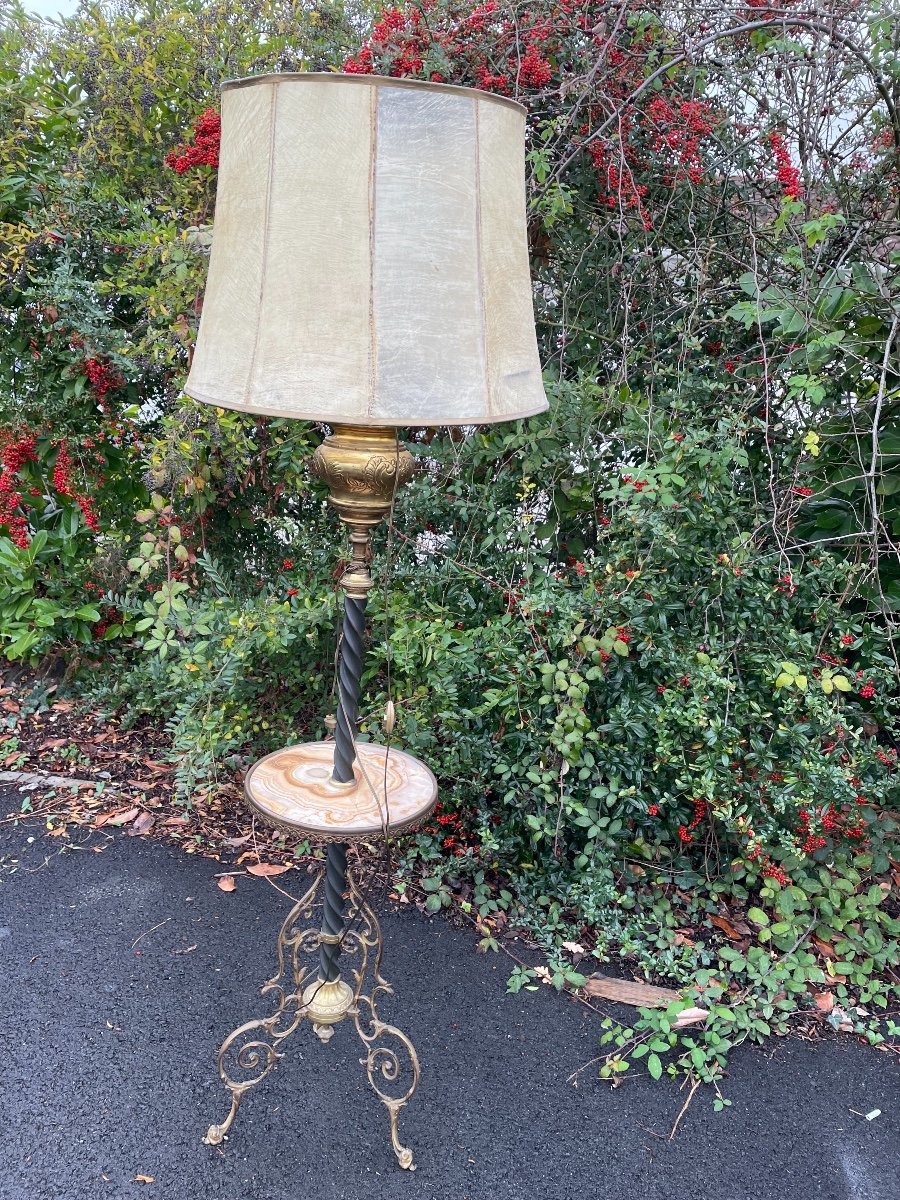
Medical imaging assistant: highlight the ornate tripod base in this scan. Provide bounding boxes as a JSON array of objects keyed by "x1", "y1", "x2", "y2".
[{"x1": 204, "y1": 866, "x2": 421, "y2": 1170}]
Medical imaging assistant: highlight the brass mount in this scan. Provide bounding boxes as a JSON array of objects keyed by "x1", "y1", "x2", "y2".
[{"x1": 309, "y1": 424, "x2": 414, "y2": 599}]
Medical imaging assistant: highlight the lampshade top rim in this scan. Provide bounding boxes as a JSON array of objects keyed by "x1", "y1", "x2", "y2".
[{"x1": 221, "y1": 71, "x2": 527, "y2": 116}]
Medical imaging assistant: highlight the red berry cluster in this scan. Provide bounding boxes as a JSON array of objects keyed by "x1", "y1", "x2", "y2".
[
  {"x1": 165, "y1": 108, "x2": 221, "y2": 174},
  {"x1": 82, "y1": 356, "x2": 123, "y2": 405},
  {"x1": 52, "y1": 441, "x2": 100, "y2": 532},
  {"x1": 0, "y1": 433, "x2": 38, "y2": 548},
  {"x1": 646, "y1": 97, "x2": 714, "y2": 185},
  {"x1": 343, "y1": 1, "x2": 719, "y2": 232},
  {"x1": 795, "y1": 808, "x2": 827, "y2": 856},
  {"x1": 92, "y1": 605, "x2": 120, "y2": 640},
  {"x1": 52, "y1": 440, "x2": 75, "y2": 497},
  {"x1": 677, "y1": 797, "x2": 708, "y2": 844},
  {"x1": 621, "y1": 474, "x2": 652, "y2": 492},
  {"x1": 769, "y1": 131, "x2": 803, "y2": 200},
  {"x1": 822, "y1": 803, "x2": 867, "y2": 842},
  {"x1": 344, "y1": 4, "x2": 554, "y2": 93},
  {"x1": 422, "y1": 801, "x2": 475, "y2": 856}
]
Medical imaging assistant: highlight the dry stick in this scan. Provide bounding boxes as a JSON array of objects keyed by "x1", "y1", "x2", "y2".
[
  {"x1": 131, "y1": 917, "x2": 172, "y2": 949},
  {"x1": 566, "y1": 1054, "x2": 608, "y2": 1085},
  {"x1": 669, "y1": 1077, "x2": 701, "y2": 1141},
  {"x1": 0, "y1": 801, "x2": 69, "y2": 825}
]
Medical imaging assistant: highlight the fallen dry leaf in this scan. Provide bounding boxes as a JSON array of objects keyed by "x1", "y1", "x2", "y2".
[
  {"x1": 710, "y1": 912, "x2": 753, "y2": 940},
  {"x1": 108, "y1": 806, "x2": 140, "y2": 827},
  {"x1": 172, "y1": 943, "x2": 197, "y2": 955},
  {"x1": 246, "y1": 862, "x2": 291, "y2": 878},
  {"x1": 126, "y1": 779, "x2": 155, "y2": 790},
  {"x1": 813, "y1": 991, "x2": 835, "y2": 1014},
  {"x1": 217, "y1": 875, "x2": 236, "y2": 892},
  {"x1": 129, "y1": 811, "x2": 155, "y2": 836},
  {"x1": 38, "y1": 737, "x2": 69, "y2": 751},
  {"x1": 673, "y1": 1006, "x2": 710, "y2": 1029},
  {"x1": 224, "y1": 833, "x2": 253, "y2": 848},
  {"x1": 813, "y1": 936, "x2": 836, "y2": 958},
  {"x1": 134, "y1": 1175, "x2": 155, "y2": 1184},
  {"x1": 710, "y1": 915, "x2": 743, "y2": 941},
  {"x1": 94, "y1": 807, "x2": 132, "y2": 829}
]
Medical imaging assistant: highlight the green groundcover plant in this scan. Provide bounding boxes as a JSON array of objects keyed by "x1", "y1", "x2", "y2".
[{"x1": 1, "y1": 0, "x2": 898, "y2": 1093}]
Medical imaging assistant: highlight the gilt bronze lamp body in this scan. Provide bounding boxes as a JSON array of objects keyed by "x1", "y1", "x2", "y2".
[{"x1": 184, "y1": 72, "x2": 547, "y2": 1170}]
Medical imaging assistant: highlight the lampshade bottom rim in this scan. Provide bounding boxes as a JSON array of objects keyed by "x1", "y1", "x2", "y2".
[{"x1": 181, "y1": 386, "x2": 549, "y2": 427}]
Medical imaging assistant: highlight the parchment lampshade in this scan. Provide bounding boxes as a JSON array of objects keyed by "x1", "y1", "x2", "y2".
[{"x1": 184, "y1": 73, "x2": 547, "y2": 426}]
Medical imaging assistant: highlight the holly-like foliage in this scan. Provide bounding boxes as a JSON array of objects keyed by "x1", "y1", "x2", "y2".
[{"x1": 0, "y1": 0, "x2": 898, "y2": 1087}]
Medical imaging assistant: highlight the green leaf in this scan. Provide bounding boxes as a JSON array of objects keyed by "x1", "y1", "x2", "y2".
[
  {"x1": 832, "y1": 675, "x2": 852, "y2": 692},
  {"x1": 747, "y1": 907, "x2": 770, "y2": 926},
  {"x1": 72, "y1": 605, "x2": 101, "y2": 622},
  {"x1": 647, "y1": 1053, "x2": 662, "y2": 1080}
]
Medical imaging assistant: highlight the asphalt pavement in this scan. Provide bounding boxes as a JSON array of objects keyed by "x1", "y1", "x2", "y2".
[{"x1": 0, "y1": 799, "x2": 897, "y2": 1200}]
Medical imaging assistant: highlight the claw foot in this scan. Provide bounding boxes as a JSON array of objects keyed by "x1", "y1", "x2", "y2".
[{"x1": 203, "y1": 1093, "x2": 240, "y2": 1146}]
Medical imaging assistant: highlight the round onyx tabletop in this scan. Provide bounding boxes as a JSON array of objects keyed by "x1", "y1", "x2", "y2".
[{"x1": 244, "y1": 741, "x2": 438, "y2": 842}]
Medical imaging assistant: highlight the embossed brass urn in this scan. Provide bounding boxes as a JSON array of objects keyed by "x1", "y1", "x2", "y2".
[{"x1": 182, "y1": 72, "x2": 547, "y2": 1172}]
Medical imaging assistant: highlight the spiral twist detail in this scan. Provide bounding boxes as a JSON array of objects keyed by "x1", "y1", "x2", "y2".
[
  {"x1": 333, "y1": 594, "x2": 367, "y2": 784},
  {"x1": 319, "y1": 841, "x2": 349, "y2": 982}
]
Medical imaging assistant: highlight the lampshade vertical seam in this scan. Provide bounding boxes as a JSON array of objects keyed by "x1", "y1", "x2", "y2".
[
  {"x1": 243, "y1": 81, "x2": 278, "y2": 409},
  {"x1": 367, "y1": 85, "x2": 378, "y2": 420},
  {"x1": 473, "y1": 98, "x2": 491, "y2": 422}
]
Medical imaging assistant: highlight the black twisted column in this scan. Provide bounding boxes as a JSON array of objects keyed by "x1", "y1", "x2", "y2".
[
  {"x1": 318, "y1": 583, "x2": 368, "y2": 984},
  {"x1": 319, "y1": 841, "x2": 348, "y2": 983},
  {"x1": 332, "y1": 594, "x2": 367, "y2": 784}
]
